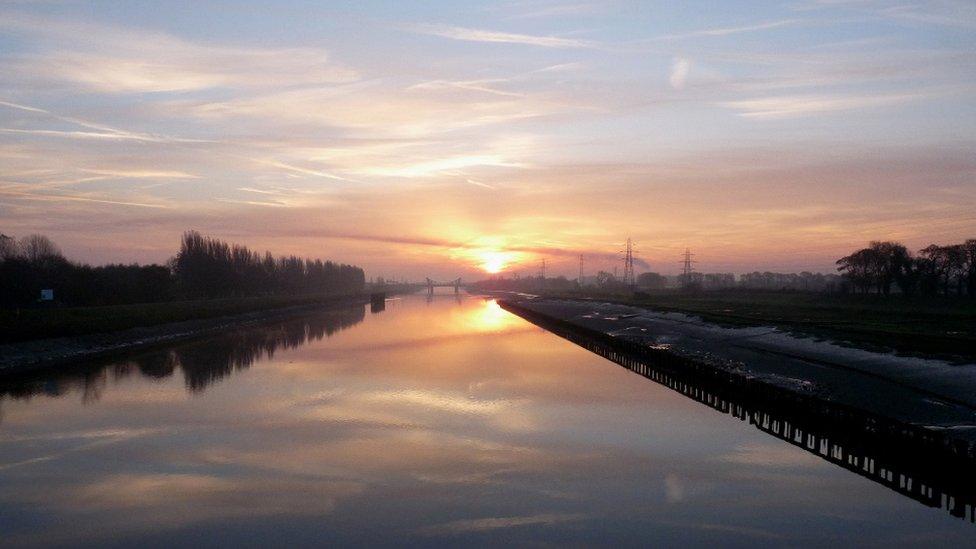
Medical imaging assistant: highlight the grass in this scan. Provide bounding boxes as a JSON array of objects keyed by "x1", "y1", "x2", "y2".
[
  {"x1": 544, "y1": 289, "x2": 976, "y2": 361},
  {"x1": 0, "y1": 293, "x2": 364, "y2": 344}
]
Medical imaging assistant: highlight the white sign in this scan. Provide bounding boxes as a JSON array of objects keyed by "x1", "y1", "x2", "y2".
[{"x1": 40, "y1": 289, "x2": 54, "y2": 301}]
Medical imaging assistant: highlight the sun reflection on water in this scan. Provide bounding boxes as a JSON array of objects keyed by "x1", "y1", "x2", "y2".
[{"x1": 467, "y1": 299, "x2": 520, "y2": 332}]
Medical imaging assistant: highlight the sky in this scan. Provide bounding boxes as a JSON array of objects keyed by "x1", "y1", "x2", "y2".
[{"x1": 0, "y1": 0, "x2": 974, "y2": 280}]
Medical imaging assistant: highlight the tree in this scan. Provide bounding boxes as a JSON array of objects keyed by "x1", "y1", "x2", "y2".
[
  {"x1": 636, "y1": 272, "x2": 667, "y2": 289},
  {"x1": 173, "y1": 230, "x2": 365, "y2": 299},
  {"x1": 866, "y1": 241, "x2": 907, "y2": 295},
  {"x1": 964, "y1": 239, "x2": 976, "y2": 298},
  {"x1": 836, "y1": 241, "x2": 914, "y2": 295},
  {"x1": 919, "y1": 244, "x2": 965, "y2": 296},
  {"x1": 0, "y1": 234, "x2": 18, "y2": 261},
  {"x1": 595, "y1": 270, "x2": 616, "y2": 289},
  {"x1": 19, "y1": 234, "x2": 62, "y2": 264},
  {"x1": 836, "y1": 249, "x2": 873, "y2": 294}
]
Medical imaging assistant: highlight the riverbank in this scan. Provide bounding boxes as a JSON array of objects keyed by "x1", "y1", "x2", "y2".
[
  {"x1": 0, "y1": 294, "x2": 371, "y2": 375},
  {"x1": 499, "y1": 297, "x2": 976, "y2": 445},
  {"x1": 0, "y1": 293, "x2": 381, "y2": 344},
  {"x1": 539, "y1": 289, "x2": 976, "y2": 361}
]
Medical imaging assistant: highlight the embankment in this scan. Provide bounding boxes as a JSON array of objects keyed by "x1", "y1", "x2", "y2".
[
  {"x1": 499, "y1": 297, "x2": 976, "y2": 452},
  {"x1": 501, "y1": 298, "x2": 976, "y2": 522}
]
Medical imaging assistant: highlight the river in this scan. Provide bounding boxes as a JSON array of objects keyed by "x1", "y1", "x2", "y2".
[{"x1": 0, "y1": 294, "x2": 971, "y2": 547}]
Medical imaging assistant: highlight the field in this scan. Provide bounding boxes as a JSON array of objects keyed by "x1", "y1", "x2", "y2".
[
  {"x1": 0, "y1": 293, "x2": 365, "y2": 344},
  {"x1": 548, "y1": 289, "x2": 976, "y2": 361}
]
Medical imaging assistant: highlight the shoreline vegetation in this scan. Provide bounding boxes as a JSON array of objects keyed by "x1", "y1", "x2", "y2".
[
  {"x1": 0, "y1": 229, "x2": 370, "y2": 345},
  {"x1": 0, "y1": 230, "x2": 366, "y2": 310},
  {"x1": 0, "y1": 229, "x2": 377, "y2": 373}
]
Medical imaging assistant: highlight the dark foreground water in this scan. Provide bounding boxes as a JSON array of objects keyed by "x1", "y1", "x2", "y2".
[{"x1": 0, "y1": 295, "x2": 971, "y2": 547}]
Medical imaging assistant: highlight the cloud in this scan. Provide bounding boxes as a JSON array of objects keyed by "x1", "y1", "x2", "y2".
[
  {"x1": 0, "y1": 188, "x2": 169, "y2": 208},
  {"x1": 411, "y1": 24, "x2": 597, "y2": 49},
  {"x1": 650, "y1": 19, "x2": 799, "y2": 41},
  {"x1": 0, "y1": 13, "x2": 358, "y2": 93},
  {"x1": 408, "y1": 78, "x2": 526, "y2": 98},
  {"x1": 794, "y1": 0, "x2": 976, "y2": 30},
  {"x1": 533, "y1": 62, "x2": 585, "y2": 73},
  {"x1": 504, "y1": 1, "x2": 605, "y2": 19},
  {"x1": 80, "y1": 169, "x2": 198, "y2": 180},
  {"x1": 881, "y1": 2, "x2": 976, "y2": 29},
  {"x1": 721, "y1": 92, "x2": 920, "y2": 118},
  {"x1": 466, "y1": 178, "x2": 496, "y2": 190},
  {"x1": 669, "y1": 57, "x2": 691, "y2": 89},
  {"x1": 0, "y1": 100, "x2": 210, "y2": 143},
  {"x1": 182, "y1": 83, "x2": 565, "y2": 137},
  {"x1": 358, "y1": 154, "x2": 522, "y2": 178},
  {"x1": 417, "y1": 513, "x2": 585, "y2": 536}
]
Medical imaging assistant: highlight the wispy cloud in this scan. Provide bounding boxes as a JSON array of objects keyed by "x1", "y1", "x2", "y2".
[
  {"x1": 533, "y1": 62, "x2": 585, "y2": 73},
  {"x1": 417, "y1": 513, "x2": 585, "y2": 536},
  {"x1": 0, "y1": 100, "x2": 209, "y2": 143},
  {"x1": 466, "y1": 178, "x2": 496, "y2": 190},
  {"x1": 0, "y1": 13, "x2": 358, "y2": 93},
  {"x1": 0, "y1": 188, "x2": 169, "y2": 208},
  {"x1": 410, "y1": 24, "x2": 596, "y2": 49},
  {"x1": 408, "y1": 79, "x2": 525, "y2": 98},
  {"x1": 357, "y1": 154, "x2": 521, "y2": 178},
  {"x1": 649, "y1": 19, "x2": 799, "y2": 41},
  {"x1": 504, "y1": 1, "x2": 605, "y2": 19},
  {"x1": 669, "y1": 57, "x2": 691, "y2": 89},
  {"x1": 880, "y1": 2, "x2": 976, "y2": 29},
  {"x1": 793, "y1": 0, "x2": 976, "y2": 29},
  {"x1": 721, "y1": 92, "x2": 921, "y2": 118},
  {"x1": 81, "y1": 169, "x2": 198, "y2": 180}
]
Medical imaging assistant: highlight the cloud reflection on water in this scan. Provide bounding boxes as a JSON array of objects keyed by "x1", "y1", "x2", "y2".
[{"x1": 0, "y1": 295, "x2": 971, "y2": 546}]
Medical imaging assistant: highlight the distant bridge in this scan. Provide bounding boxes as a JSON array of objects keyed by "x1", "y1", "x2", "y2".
[{"x1": 425, "y1": 278, "x2": 462, "y2": 295}]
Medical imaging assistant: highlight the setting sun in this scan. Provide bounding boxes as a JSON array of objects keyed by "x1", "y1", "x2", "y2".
[{"x1": 478, "y1": 250, "x2": 515, "y2": 274}]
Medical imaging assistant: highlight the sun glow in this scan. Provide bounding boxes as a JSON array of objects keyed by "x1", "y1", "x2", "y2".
[
  {"x1": 478, "y1": 250, "x2": 516, "y2": 273},
  {"x1": 468, "y1": 299, "x2": 520, "y2": 332}
]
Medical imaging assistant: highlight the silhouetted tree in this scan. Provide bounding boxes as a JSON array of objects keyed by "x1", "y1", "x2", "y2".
[
  {"x1": 1, "y1": 230, "x2": 364, "y2": 308},
  {"x1": 636, "y1": 272, "x2": 667, "y2": 289},
  {"x1": 919, "y1": 244, "x2": 965, "y2": 296},
  {"x1": 18, "y1": 234, "x2": 62, "y2": 264},
  {"x1": 837, "y1": 239, "x2": 974, "y2": 298},
  {"x1": 0, "y1": 234, "x2": 17, "y2": 260},
  {"x1": 172, "y1": 231, "x2": 364, "y2": 299},
  {"x1": 964, "y1": 239, "x2": 976, "y2": 299}
]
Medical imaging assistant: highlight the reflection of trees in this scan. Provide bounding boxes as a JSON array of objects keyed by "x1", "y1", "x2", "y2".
[{"x1": 0, "y1": 305, "x2": 365, "y2": 405}]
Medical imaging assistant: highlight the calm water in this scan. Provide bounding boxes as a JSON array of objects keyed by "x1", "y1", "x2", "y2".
[{"x1": 0, "y1": 294, "x2": 971, "y2": 547}]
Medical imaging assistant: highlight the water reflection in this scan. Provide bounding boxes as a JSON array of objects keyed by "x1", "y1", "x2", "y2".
[
  {"x1": 0, "y1": 295, "x2": 972, "y2": 547},
  {"x1": 509, "y1": 304, "x2": 976, "y2": 524},
  {"x1": 0, "y1": 304, "x2": 365, "y2": 405}
]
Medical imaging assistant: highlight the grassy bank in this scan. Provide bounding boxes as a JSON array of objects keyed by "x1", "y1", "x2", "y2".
[
  {"x1": 543, "y1": 289, "x2": 976, "y2": 360},
  {"x1": 0, "y1": 293, "x2": 366, "y2": 344}
]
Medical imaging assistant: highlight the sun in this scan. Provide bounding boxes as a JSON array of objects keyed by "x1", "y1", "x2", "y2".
[{"x1": 478, "y1": 250, "x2": 514, "y2": 274}]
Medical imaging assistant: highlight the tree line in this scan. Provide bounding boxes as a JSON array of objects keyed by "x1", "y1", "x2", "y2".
[
  {"x1": 0, "y1": 231, "x2": 365, "y2": 308},
  {"x1": 173, "y1": 231, "x2": 364, "y2": 299},
  {"x1": 471, "y1": 237, "x2": 976, "y2": 298},
  {"x1": 836, "y1": 240, "x2": 976, "y2": 297}
]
